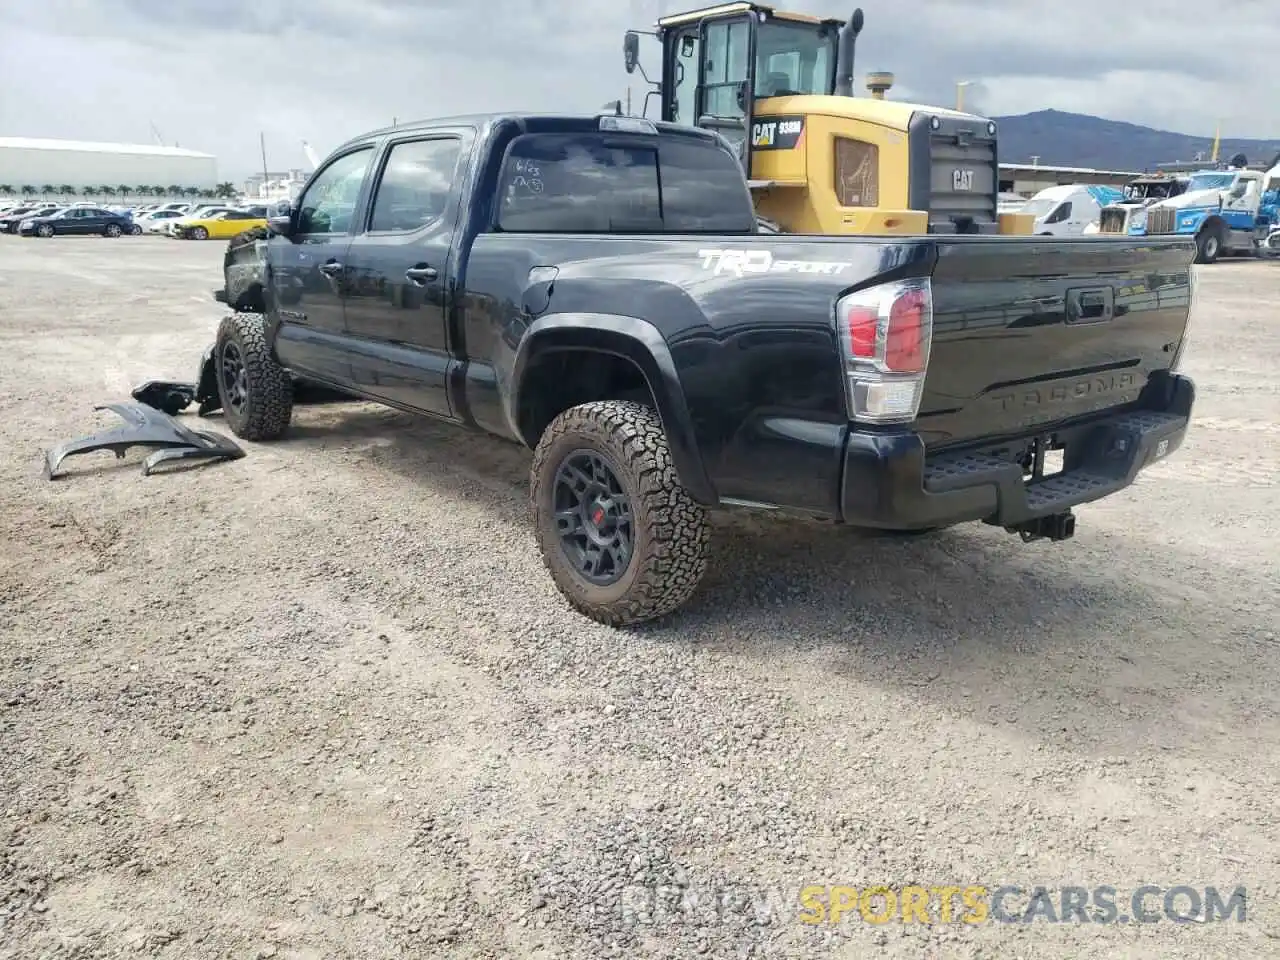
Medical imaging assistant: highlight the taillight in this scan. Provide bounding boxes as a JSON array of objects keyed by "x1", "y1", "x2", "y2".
[{"x1": 834, "y1": 277, "x2": 933, "y2": 424}]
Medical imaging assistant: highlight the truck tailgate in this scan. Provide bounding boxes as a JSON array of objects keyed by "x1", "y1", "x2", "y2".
[{"x1": 917, "y1": 236, "x2": 1196, "y2": 448}]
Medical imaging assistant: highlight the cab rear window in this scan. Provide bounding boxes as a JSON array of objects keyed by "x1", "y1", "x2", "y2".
[{"x1": 496, "y1": 132, "x2": 754, "y2": 234}]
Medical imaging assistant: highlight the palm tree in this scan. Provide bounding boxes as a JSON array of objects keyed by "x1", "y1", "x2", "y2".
[
  {"x1": 21, "y1": 186, "x2": 37, "y2": 198},
  {"x1": 214, "y1": 181, "x2": 238, "y2": 199},
  {"x1": 0, "y1": 184, "x2": 13, "y2": 197},
  {"x1": 80, "y1": 186, "x2": 96, "y2": 197},
  {"x1": 41, "y1": 185, "x2": 55, "y2": 198},
  {"x1": 199, "y1": 188, "x2": 215, "y2": 199},
  {"x1": 166, "y1": 184, "x2": 183, "y2": 198},
  {"x1": 117, "y1": 185, "x2": 132, "y2": 202},
  {"x1": 136, "y1": 185, "x2": 153, "y2": 198},
  {"x1": 183, "y1": 186, "x2": 201, "y2": 198},
  {"x1": 59, "y1": 184, "x2": 76, "y2": 198}
]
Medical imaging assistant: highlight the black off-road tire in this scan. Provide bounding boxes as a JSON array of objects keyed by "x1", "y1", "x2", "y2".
[
  {"x1": 214, "y1": 312, "x2": 292, "y2": 441},
  {"x1": 530, "y1": 400, "x2": 710, "y2": 626}
]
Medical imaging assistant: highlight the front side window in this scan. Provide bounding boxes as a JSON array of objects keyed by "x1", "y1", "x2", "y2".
[
  {"x1": 1045, "y1": 201, "x2": 1071, "y2": 224},
  {"x1": 296, "y1": 147, "x2": 374, "y2": 235},
  {"x1": 834, "y1": 137, "x2": 878, "y2": 208},
  {"x1": 369, "y1": 137, "x2": 463, "y2": 232}
]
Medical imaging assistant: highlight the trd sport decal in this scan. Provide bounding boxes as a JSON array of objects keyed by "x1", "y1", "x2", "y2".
[
  {"x1": 750, "y1": 116, "x2": 804, "y2": 151},
  {"x1": 697, "y1": 249, "x2": 850, "y2": 277}
]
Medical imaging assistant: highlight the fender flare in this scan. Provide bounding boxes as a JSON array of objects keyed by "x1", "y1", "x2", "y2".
[
  {"x1": 1197, "y1": 214, "x2": 1227, "y2": 238},
  {"x1": 509, "y1": 313, "x2": 718, "y2": 507}
]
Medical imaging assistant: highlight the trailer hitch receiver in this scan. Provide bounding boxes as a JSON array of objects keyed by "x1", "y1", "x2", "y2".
[{"x1": 1006, "y1": 510, "x2": 1076, "y2": 543}]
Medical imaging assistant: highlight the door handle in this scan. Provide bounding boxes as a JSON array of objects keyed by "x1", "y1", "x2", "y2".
[
  {"x1": 405, "y1": 265, "x2": 437, "y2": 286},
  {"x1": 318, "y1": 260, "x2": 343, "y2": 278}
]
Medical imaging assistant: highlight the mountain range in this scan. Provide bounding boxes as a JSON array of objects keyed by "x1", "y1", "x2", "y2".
[{"x1": 991, "y1": 109, "x2": 1280, "y2": 173}]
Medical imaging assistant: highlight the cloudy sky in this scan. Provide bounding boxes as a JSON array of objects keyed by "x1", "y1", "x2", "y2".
[{"x1": 2, "y1": 0, "x2": 1277, "y2": 181}]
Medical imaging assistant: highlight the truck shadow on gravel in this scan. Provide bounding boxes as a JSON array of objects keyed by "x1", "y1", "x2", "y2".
[{"x1": 275, "y1": 403, "x2": 1270, "y2": 758}]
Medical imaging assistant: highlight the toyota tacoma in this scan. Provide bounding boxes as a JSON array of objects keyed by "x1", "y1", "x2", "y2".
[{"x1": 203, "y1": 111, "x2": 1198, "y2": 626}]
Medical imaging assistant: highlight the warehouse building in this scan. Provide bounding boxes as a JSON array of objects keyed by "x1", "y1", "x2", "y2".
[
  {"x1": 0, "y1": 137, "x2": 217, "y2": 192},
  {"x1": 998, "y1": 162, "x2": 1142, "y2": 197}
]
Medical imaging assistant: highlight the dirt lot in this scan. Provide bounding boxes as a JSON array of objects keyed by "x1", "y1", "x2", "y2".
[{"x1": 0, "y1": 235, "x2": 1277, "y2": 960}]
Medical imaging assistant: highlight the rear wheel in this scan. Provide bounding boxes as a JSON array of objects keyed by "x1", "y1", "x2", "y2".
[
  {"x1": 214, "y1": 312, "x2": 292, "y2": 441},
  {"x1": 103, "y1": 223, "x2": 122, "y2": 238},
  {"x1": 1195, "y1": 223, "x2": 1224, "y2": 263},
  {"x1": 530, "y1": 400, "x2": 710, "y2": 626}
]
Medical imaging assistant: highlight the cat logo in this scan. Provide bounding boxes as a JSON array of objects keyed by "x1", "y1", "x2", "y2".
[
  {"x1": 952, "y1": 168, "x2": 975, "y2": 191},
  {"x1": 750, "y1": 117, "x2": 804, "y2": 150}
]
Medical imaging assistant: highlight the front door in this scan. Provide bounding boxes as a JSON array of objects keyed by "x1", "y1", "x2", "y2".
[
  {"x1": 268, "y1": 145, "x2": 376, "y2": 384},
  {"x1": 341, "y1": 132, "x2": 469, "y2": 418},
  {"x1": 697, "y1": 15, "x2": 754, "y2": 169},
  {"x1": 1221, "y1": 177, "x2": 1261, "y2": 234}
]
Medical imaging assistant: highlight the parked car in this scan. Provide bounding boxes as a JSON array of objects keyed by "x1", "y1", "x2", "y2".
[
  {"x1": 174, "y1": 208, "x2": 269, "y2": 240},
  {"x1": 18, "y1": 206, "x2": 133, "y2": 237},
  {"x1": 201, "y1": 111, "x2": 1197, "y2": 626},
  {"x1": 0, "y1": 205, "x2": 59, "y2": 233},
  {"x1": 138, "y1": 209, "x2": 189, "y2": 233}
]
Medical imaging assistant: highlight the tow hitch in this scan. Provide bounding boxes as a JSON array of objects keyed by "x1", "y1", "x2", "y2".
[{"x1": 1007, "y1": 510, "x2": 1076, "y2": 543}]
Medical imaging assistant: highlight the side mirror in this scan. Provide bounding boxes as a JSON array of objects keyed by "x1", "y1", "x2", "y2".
[
  {"x1": 850, "y1": 7, "x2": 864, "y2": 34},
  {"x1": 623, "y1": 32, "x2": 640, "y2": 74},
  {"x1": 267, "y1": 215, "x2": 293, "y2": 237}
]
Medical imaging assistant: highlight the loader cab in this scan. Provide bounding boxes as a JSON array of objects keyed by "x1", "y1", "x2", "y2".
[
  {"x1": 624, "y1": 2, "x2": 1021, "y2": 236},
  {"x1": 652, "y1": 3, "x2": 842, "y2": 174}
]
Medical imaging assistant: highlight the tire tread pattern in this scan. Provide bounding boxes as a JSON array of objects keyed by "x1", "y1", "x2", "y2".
[
  {"x1": 215, "y1": 312, "x2": 293, "y2": 441},
  {"x1": 530, "y1": 400, "x2": 710, "y2": 627}
]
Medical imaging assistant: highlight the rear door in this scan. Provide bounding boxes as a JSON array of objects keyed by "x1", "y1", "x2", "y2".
[
  {"x1": 917, "y1": 236, "x2": 1195, "y2": 448},
  {"x1": 341, "y1": 131, "x2": 471, "y2": 418}
]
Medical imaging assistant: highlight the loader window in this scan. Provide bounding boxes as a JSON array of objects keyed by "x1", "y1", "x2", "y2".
[
  {"x1": 496, "y1": 132, "x2": 754, "y2": 234},
  {"x1": 754, "y1": 21, "x2": 836, "y2": 98},
  {"x1": 702, "y1": 20, "x2": 750, "y2": 118},
  {"x1": 834, "y1": 137, "x2": 879, "y2": 207}
]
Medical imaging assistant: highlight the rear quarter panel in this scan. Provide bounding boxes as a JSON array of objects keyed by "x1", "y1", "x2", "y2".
[{"x1": 463, "y1": 233, "x2": 934, "y2": 515}]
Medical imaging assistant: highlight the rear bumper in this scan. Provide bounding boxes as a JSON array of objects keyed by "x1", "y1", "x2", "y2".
[{"x1": 839, "y1": 373, "x2": 1195, "y2": 529}]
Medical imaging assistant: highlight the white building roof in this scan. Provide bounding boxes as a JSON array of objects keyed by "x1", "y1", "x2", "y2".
[
  {"x1": 0, "y1": 136, "x2": 214, "y2": 159},
  {"x1": 999, "y1": 162, "x2": 1143, "y2": 177}
]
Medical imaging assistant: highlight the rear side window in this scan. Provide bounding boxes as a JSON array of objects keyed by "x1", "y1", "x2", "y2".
[
  {"x1": 496, "y1": 132, "x2": 754, "y2": 233},
  {"x1": 369, "y1": 137, "x2": 463, "y2": 232}
]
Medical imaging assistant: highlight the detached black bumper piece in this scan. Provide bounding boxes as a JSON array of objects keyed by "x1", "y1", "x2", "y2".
[
  {"x1": 44, "y1": 402, "x2": 245, "y2": 480},
  {"x1": 840, "y1": 373, "x2": 1195, "y2": 530}
]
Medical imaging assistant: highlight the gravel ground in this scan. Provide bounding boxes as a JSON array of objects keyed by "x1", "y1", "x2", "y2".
[{"x1": 1, "y1": 235, "x2": 1278, "y2": 960}]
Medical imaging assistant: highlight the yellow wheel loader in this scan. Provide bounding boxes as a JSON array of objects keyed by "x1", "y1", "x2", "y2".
[{"x1": 623, "y1": 2, "x2": 1033, "y2": 235}]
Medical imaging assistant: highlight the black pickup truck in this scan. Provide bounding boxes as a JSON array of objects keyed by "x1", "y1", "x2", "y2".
[{"x1": 204, "y1": 111, "x2": 1197, "y2": 626}]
